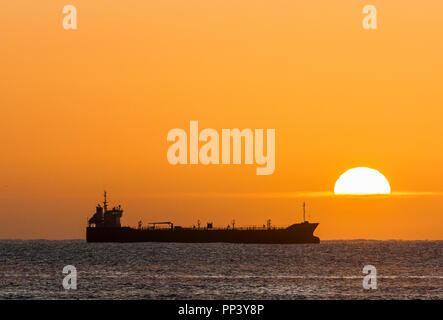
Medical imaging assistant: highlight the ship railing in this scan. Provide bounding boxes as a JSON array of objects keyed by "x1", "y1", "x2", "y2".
[
  {"x1": 136, "y1": 225, "x2": 288, "y2": 231},
  {"x1": 216, "y1": 225, "x2": 287, "y2": 230}
]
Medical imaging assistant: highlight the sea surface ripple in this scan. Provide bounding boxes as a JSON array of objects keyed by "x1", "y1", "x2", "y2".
[{"x1": 0, "y1": 240, "x2": 441, "y2": 299}]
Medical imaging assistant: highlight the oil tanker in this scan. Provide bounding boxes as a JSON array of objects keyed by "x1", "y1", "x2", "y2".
[{"x1": 86, "y1": 192, "x2": 320, "y2": 244}]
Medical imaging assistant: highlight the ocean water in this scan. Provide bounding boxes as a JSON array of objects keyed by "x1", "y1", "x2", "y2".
[{"x1": 0, "y1": 240, "x2": 441, "y2": 299}]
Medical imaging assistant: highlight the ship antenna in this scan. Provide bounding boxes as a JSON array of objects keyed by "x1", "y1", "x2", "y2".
[
  {"x1": 103, "y1": 190, "x2": 108, "y2": 212},
  {"x1": 303, "y1": 202, "x2": 306, "y2": 222}
]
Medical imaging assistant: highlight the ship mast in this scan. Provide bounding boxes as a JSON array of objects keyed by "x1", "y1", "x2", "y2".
[
  {"x1": 303, "y1": 202, "x2": 306, "y2": 222},
  {"x1": 103, "y1": 190, "x2": 108, "y2": 212}
]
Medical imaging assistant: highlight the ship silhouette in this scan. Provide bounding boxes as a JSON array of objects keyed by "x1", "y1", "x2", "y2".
[{"x1": 86, "y1": 192, "x2": 320, "y2": 244}]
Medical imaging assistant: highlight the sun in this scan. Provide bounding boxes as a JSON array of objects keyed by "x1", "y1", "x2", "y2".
[{"x1": 334, "y1": 167, "x2": 391, "y2": 195}]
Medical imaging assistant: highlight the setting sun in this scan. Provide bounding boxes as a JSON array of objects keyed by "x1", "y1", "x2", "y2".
[{"x1": 334, "y1": 167, "x2": 391, "y2": 195}]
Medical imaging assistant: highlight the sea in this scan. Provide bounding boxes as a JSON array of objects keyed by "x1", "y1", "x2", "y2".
[{"x1": 0, "y1": 240, "x2": 441, "y2": 299}]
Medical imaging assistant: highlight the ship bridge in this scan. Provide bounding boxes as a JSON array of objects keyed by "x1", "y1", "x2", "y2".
[{"x1": 88, "y1": 191, "x2": 123, "y2": 228}]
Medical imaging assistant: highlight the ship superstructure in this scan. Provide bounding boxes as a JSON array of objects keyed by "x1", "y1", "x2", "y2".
[{"x1": 88, "y1": 191, "x2": 123, "y2": 228}]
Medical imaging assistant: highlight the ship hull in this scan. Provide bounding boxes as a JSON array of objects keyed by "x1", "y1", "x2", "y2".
[{"x1": 86, "y1": 223, "x2": 320, "y2": 244}]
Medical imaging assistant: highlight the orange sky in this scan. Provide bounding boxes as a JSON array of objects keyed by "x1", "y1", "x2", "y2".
[{"x1": 1, "y1": 1, "x2": 442, "y2": 239}]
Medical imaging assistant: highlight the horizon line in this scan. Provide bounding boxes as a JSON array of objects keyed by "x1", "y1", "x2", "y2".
[
  {"x1": 140, "y1": 191, "x2": 443, "y2": 199},
  {"x1": 0, "y1": 238, "x2": 442, "y2": 242}
]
